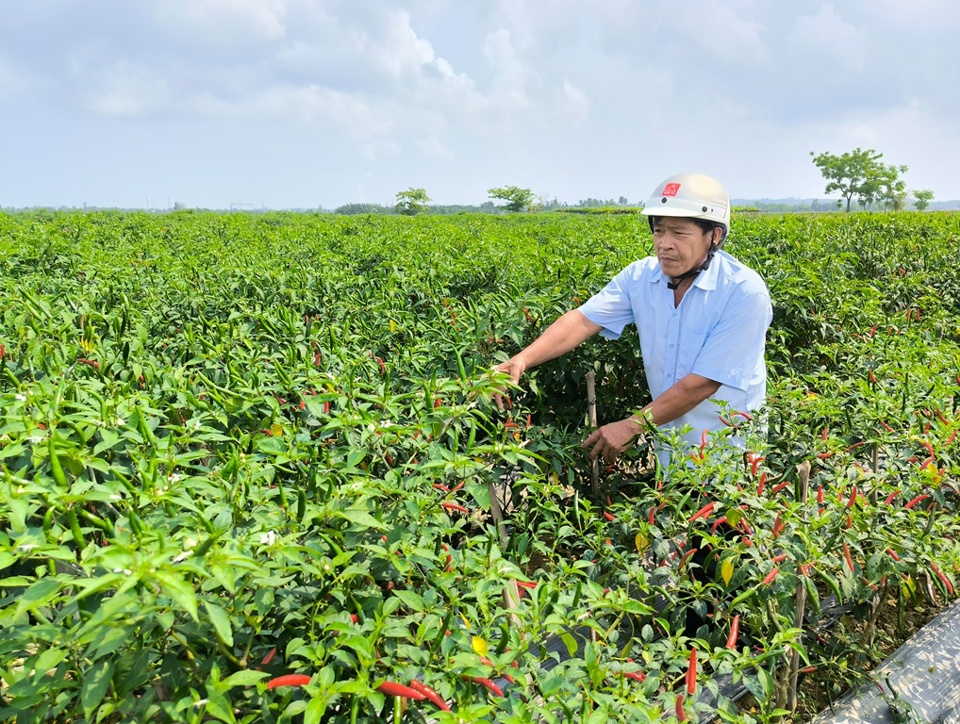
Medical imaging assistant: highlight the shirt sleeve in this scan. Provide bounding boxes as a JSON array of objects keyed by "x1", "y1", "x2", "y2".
[
  {"x1": 577, "y1": 264, "x2": 641, "y2": 340},
  {"x1": 690, "y1": 288, "x2": 772, "y2": 392}
]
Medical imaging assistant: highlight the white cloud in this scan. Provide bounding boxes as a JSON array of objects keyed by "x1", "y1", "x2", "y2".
[
  {"x1": 561, "y1": 80, "x2": 589, "y2": 124},
  {"x1": 153, "y1": 0, "x2": 288, "y2": 41},
  {"x1": 416, "y1": 136, "x2": 453, "y2": 159},
  {"x1": 791, "y1": 4, "x2": 867, "y2": 74},
  {"x1": 3, "y1": 0, "x2": 960, "y2": 207},
  {"x1": 80, "y1": 60, "x2": 174, "y2": 117}
]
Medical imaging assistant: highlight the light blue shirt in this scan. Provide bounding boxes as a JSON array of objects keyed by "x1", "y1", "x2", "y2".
[{"x1": 578, "y1": 250, "x2": 772, "y2": 459}]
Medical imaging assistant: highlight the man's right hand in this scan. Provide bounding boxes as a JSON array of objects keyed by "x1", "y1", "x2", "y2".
[{"x1": 492, "y1": 357, "x2": 526, "y2": 409}]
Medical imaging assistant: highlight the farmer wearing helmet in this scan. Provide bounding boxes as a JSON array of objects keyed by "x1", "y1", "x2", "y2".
[{"x1": 495, "y1": 173, "x2": 772, "y2": 470}]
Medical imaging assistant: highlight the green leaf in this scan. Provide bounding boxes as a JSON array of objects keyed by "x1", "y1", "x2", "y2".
[
  {"x1": 15, "y1": 577, "x2": 61, "y2": 618},
  {"x1": 220, "y1": 670, "x2": 269, "y2": 688},
  {"x1": 81, "y1": 660, "x2": 114, "y2": 720},
  {"x1": 337, "y1": 509, "x2": 387, "y2": 531},
  {"x1": 203, "y1": 600, "x2": 234, "y2": 647},
  {"x1": 153, "y1": 570, "x2": 199, "y2": 621},
  {"x1": 391, "y1": 589, "x2": 424, "y2": 612},
  {"x1": 304, "y1": 696, "x2": 328, "y2": 724}
]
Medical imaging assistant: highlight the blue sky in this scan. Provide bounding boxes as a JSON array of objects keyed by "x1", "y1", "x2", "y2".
[{"x1": 2, "y1": 0, "x2": 958, "y2": 209}]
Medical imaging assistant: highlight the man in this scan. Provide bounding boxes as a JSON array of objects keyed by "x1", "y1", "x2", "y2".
[{"x1": 495, "y1": 172, "x2": 772, "y2": 470}]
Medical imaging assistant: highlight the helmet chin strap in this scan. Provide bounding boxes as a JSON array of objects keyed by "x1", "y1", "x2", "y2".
[{"x1": 666, "y1": 243, "x2": 718, "y2": 291}]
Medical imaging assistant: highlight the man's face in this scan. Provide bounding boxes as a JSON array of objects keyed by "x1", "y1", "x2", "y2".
[{"x1": 652, "y1": 217, "x2": 716, "y2": 279}]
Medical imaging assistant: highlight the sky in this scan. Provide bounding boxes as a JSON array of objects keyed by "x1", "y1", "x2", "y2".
[{"x1": 2, "y1": 0, "x2": 959, "y2": 210}]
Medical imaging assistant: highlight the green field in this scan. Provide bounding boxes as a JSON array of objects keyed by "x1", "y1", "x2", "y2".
[{"x1": 1, "y1": 210, "x2": 959, "y2": 723}]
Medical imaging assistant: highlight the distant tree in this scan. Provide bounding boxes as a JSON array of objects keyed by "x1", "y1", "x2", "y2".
[
  {"x1": 810, "y1": 148, "x2": 907, "y2": 212},
  {"x1": 488, "y1": 186, "x2": 534, "y2": 212},
  {"x1": 618, "y1": 196, "x2": 628, "y2": 205},
  {"x1": 334, "y1": 203, "x2": 392, "y2": 215},
  {"x1": 395, "y1": 187, "x2": 430, "y2": 215},
  {"x1": 912, "y1": 189, "x2": 935, "y2": 211}
]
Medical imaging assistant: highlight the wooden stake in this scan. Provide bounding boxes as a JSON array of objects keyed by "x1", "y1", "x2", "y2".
[
  {"x1": 586, "y1": 370, "x2": 599, "y2": 497},
  {"x1": 786, "y1": 461, "x2": 812, "y2": 713}
]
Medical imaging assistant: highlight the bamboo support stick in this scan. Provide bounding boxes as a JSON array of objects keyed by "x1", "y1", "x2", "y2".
[
  {"x1": 586, "y1": 370, "x2": 599, "y2": 497},
  {"x1": 786, "y1": 461, "x2": 812, "y2": 713}
]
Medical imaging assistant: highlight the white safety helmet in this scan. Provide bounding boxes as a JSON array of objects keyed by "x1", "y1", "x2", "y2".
[{"x1": 641, "y1": 172, "x2": 730, "y2": 244}]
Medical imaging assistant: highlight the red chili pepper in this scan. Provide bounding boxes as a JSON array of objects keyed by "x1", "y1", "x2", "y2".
[
  {"x1": 679, "y1": 548, "x2": 698, "y2": 569},
  {"x1": 260, "y1": 646, "x2": 278, "y2": 666},
  {"x1": 432, "y1": 483, "x2": 450, "y2": 492},
  {"x1": 771, "y1": 553, "x2": 789, "y2": 563},
  {"x1": 313, "y1": 351, "x2": 322, "y2": 366},
  {"x1": 504, "y1": 419, "x2": 519, "y2": 428},
  {"x1": 378, "y1": 681, "x2": 426, "y2": 699},
  {"x1": 884, "y1": 489, "x2": 901, "y2": 505},
  {"x1": 686, "y1": 648, "x2": 697, "y2": 695},
  {"x1": 467, "y1": 677, "x2": 503, "y2": 697},
  {"x1": 843, "y1": 543, "x2": 854, "y2": 572},
  {"x1": 710, "y1": 516, "x2": 728, "y2": 535},
  {"x1": 750, "y1": 456, "x2": 765, "y2": 476},
  {"x1": 603, "y1": 510, "x2": 616, "y2": 522},
  {"x1": 526, "y1": 413, "x2": 532, "y2": 429},
  {"x1": 266, "y1": 673, "x2": 312, "y2": 689},
  {"x1": 350, "y1": 613, "x2": 359, "y2": 623},
  {"x1": 887, "y1": 548, "x2": 900, "y2": 562},
  {"x1": 688, "y1": 502, "x2": 714, "y2": 522},
  {"x1": 757, "y1": 472, "x2": 766, "y2": 495},
  {"x1": 409, "y1": 680, "x2": 450, "y2": 711},
  {"x1": 516, "y1": 580, "x2": 538, "y2": 590},
  {"x1": 948, "y1": 430, "x2": 958, "y2": 445},
  {"x1": 77, "y1": 358, "x2": 99, "y2": 369},
  {"x1": 442, "y1": 502, "x2": 468, "y2": 514},
  {"x1": 676, "y1": 694, "x2": 687, "y2": 722},
  {"x1": 904, "y1": 494, "x2": 930, "y2": 510},
  {"x1": 846, "y1": 485, "x2": 857, "y2": 509},
  {"x1": 770, "y1": 482, "x2": 790, "y2": 496},
  {"x1": 375, "y1": 356, "x2": 386, "y2": 374},
  {"x1": 817, "y1": 486, "x2": 824, "y2": 504},
  {"x1": 622, "y1": 670, "x2": 646, "y2": 683},
  {"x1": 726, "y1": 615, "x2": 740, "y2": 649},
  {"x1": 323, "y1": 400, "x2": 330, "y2": 414},
  {"x1": 648, "y1": 506, "x2": 656, "y2": 526},
  {"x1": 700, "y1": 429, "x2": 708, "y2": 451},
  {"x1": 868, "y1": 370, "x2": 877, "y2": 384},
  {"x1": 932, "y1": 563, "x2": 954, "y2": 596},
  {"x1": 816, "y1": 452, "x2": 832, "y2": 460},
  {"x1": 762, "y1": 568, "x2": 779, "y2": 585},
  {"x1": 772, "y1": 512, "x2": 784, "y2": 538},
  {"x1": 922, "y1": 440, "x2": 935, "y2": 458},
  {"x1": 881, "y1": 420, "x2": 894, "y2": 433},
  {"x1": 822, "y1": 427, "x2": 829, "y2": 442}
]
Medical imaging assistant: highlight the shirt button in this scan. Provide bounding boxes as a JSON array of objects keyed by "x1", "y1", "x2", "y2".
[{"x1": 669, "y1": 344, "x2": 675, "y2": 348}]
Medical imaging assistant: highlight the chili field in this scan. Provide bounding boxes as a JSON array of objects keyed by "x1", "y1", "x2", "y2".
[{"x1": 1, "y1": 209, "x2": 959, "y2": 723}]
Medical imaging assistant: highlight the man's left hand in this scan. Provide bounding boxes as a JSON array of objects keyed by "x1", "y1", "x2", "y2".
[{"x1": 582, "y1": 418, "x2": 643, "y2": 461}]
